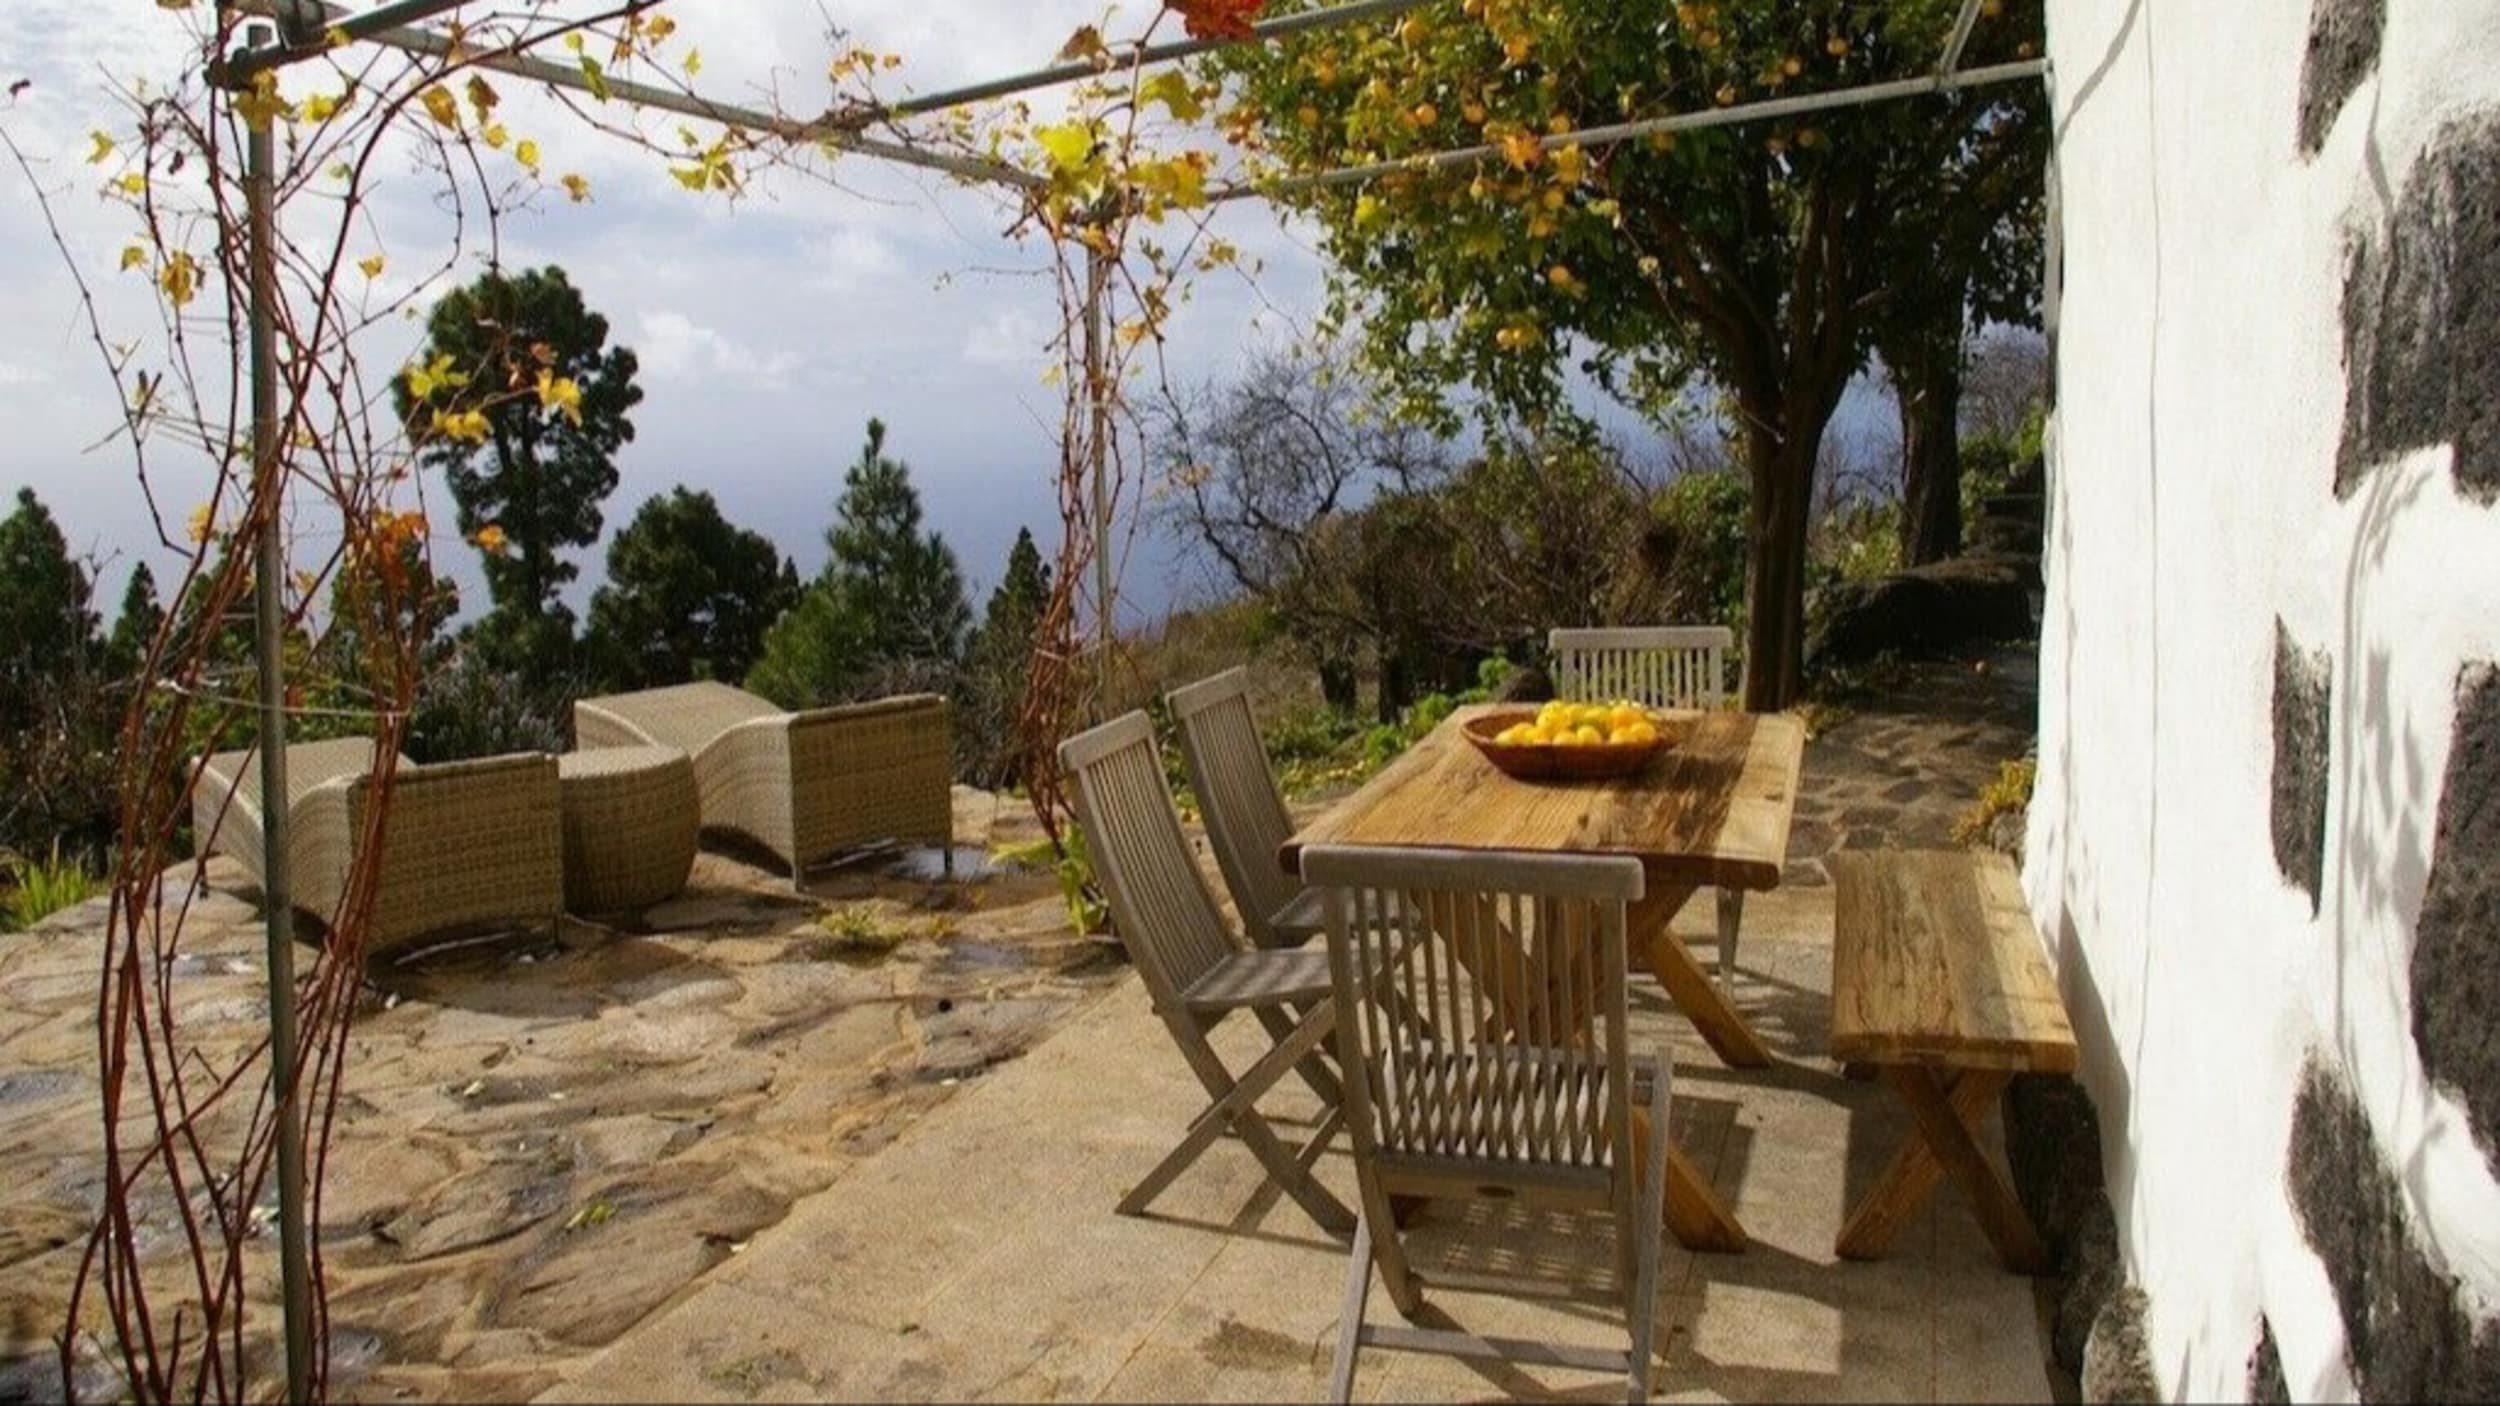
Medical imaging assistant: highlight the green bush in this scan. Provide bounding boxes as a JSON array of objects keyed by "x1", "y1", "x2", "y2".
[{"x1": 2, "y1": 841, "x2": 103, "y2": 932}]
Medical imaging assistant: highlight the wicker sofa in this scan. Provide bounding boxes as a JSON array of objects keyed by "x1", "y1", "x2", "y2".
[
  {"x1": 571, "y1": 682, "x2": 953, "y2": 885},
  {"x1": 194, "y1": 737, "x2": 563, "y2": 962}
]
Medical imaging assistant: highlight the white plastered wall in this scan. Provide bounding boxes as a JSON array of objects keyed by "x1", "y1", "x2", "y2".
[{"x1": 2030, "y1": 1, "x2": 2500, "y2": 1399}]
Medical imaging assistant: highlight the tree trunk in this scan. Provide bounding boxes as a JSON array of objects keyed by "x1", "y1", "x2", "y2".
[
  {"x1": 1318, "y1": 656, "x2": 1357, "y2": 713},
  {"x1": 1739, "y1": 414, "x2": 1826, "y2": 713},
  {"x1": 1377, "y1": 648, "x2": 1412, "y2": 723},
  {"x1": 1893, "y1": 331, "x2": 1966, "y2": 566}
]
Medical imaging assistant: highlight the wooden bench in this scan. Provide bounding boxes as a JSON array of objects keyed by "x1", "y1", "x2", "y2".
[{"x1": 1827, "y1": 850, "x2": 2078, "y2": 1275}]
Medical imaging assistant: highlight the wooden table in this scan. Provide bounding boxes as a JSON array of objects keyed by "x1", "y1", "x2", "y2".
[
  {"x1": 1827, "y1": 851, "x2": 2077, "y2": 1275},
  {"x1": 1282, "y1": 704, "x2": 1808, "y2": 1253}
]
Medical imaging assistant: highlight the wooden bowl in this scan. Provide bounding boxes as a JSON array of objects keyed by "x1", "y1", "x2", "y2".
[{"x1": 1461, "y1": 710, "x2": 1672, "y2": 782}]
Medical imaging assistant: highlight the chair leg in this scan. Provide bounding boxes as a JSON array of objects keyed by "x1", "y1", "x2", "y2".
[
  {"x1": 1714, "y1": 887, "x2": 1743, "y2": 995},
  {"x1": 1627, "y1": 1064, "x2": 1674, "y2": 1403},
  {"x1": 1329, "y1": 1208, "x2": 1377, "y2": 1404},
  {"x1": 1124, "y1": 1006, "x2": 1354, "y2": 1234},
  {"x1": 1255, "y1": 1003, "x2": 1344, "y2": 1107}
]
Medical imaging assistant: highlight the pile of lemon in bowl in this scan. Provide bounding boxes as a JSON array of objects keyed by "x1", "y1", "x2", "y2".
[{"x1": 1495, "y1": 700, "x2": 1663, "y2": 747}]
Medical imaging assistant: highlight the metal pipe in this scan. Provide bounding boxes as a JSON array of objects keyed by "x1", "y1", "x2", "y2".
[
  {"x1": 1936, "y1": 0, "x2": 1987, "y2": 78},
  {"x1": 225, "y1": 0, "x2": 473, "y2": 79},
  {"x1": 225, "y1": 0, "x2": 1042, "y2": 190},
  {"x1": 879, "y1": 0, "x2": 1437, "y2": 120},
  {"x1": 1209, "y1": 58, "x2": 2049, "y2": 203},
  {"x1": 1081, "y1": 243, "x2": 1115, "y2": 680},
  {"x1": 238, "y1": 25, "x2": 315, "y2": 1401}
]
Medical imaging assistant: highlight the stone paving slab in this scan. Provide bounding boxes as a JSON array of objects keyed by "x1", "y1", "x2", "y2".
[{"x1": 545, "y1": 886, "x2": 2059, "y2": 1404}]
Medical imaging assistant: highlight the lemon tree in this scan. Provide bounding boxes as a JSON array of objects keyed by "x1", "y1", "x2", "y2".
[{"x1": 1210, "y1": 0, "x2": 2047, "y2": 709}]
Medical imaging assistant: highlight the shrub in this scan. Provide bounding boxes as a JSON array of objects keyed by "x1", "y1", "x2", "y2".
[
  {"x1": 2, "y1": 841, "x2": 104, "y2": 932},
  {"x1": 1953, "y1": 757, "x2": 2038, "y2": 846}
]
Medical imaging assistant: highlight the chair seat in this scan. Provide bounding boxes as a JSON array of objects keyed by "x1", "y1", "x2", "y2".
[
  {"x1": 1181, "y1": 948, "x2": 1335, "y2": 1014},
  {"x1": 1269, "y1": 887, "x2": 1327, "y2": 942}
]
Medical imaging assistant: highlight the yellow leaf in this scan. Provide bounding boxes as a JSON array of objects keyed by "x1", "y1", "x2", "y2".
[
  {"x1": 535, "y1": 370, "x2": 583, "y2": 425},
  {"x1": 561, "y1": 173, "x2": 592, "y2": 203},
  {"x1": 117, "y1": 172, "x2": 146, "y2": 196},
  {"x1": 432, "y1": 407, "x2": 491, "y2": 444},
  {"x1": 682, "y1": 48, "x2": 702, "y2": 76},
  {"x1": 300, "y1": 89, "x2": 350, "y2": 122},
  {"x1": 357, "y1": 254, "x2": 385, "y2": 279},
  {"x1": 644, "y1": 14, "x2": 677, "y2": 43},
  {"x1": 1035, "y1": 122, "x2": 1095, "y2": 175},
  {"x1": 119, "y1": 245, "x2": 147, "y2": 272},
  {"x1": 471, "y1": 523, "x2": 509, "y2": 554},
  {"x1": 514, "y1": 138, "x2": 541, "y2": 174},
  {"x1": 419, "y1": 86, "x2": 460, "y2": 129},
  {"x1": 86, "y1": 131, "x2": 115, "y2": 164},
  {"x1": 670, "y1": 165, "x2": 710, "y2": 191},
  {"x1": 185, "y1": 504, "x2": 215, "y2": 543},
  {"x1": 579, "y1": 57, "x2": 610, "y2": 101},
  {"x1": 158, "y1": 251, "x2": 198, "y2": 307},
  {"x1": 466, "y1": 74, "x2": 499, "y2": 117}
]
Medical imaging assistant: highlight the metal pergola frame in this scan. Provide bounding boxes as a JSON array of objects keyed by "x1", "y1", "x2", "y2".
[{"x1": 208, "y1": 2, "x2": 2038, "y2": 1397}]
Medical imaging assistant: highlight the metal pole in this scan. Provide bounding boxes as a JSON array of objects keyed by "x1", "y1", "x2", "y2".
[
  {"x1": 880, "y1": 0, "x2": 1437, "y2": 120},
  {"x1": 1080, "y1": 242, "x2": 1115, "y2": 685},
  {"x1": 1208, "y1": 58, "x2": 2048, "y2": 203},
  {"x1": 225, "y1": 0, "x2": 1041, "y2": 191},
  {"x1": 240, "y1": 24, "x2": 316, "y2": 1399},
  {"x1": 1936, "y1": 0, "x2": 1988, "y2": 78}
]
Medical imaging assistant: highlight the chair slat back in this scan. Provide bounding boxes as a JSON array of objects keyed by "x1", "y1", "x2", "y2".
[
  {"x1": 1168, "y1": 669, "x2": 1302, "y2": 948},
  {"x1": 1060, "y1": 712, "x2": 1238, "y2": 1010},
  {"x1": 1303, "y1": 845, "x2": 1644, "y2": 1177},
  {"x1": 1549, "y1": 625, "x2": 1733, "y2": 710}
]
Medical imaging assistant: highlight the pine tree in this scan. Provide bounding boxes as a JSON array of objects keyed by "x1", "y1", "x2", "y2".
[
  {"x1": 393, "y1": 265, "x2": 641, "y2": 682},
  {"x1": 0, "y1": 488, "x2": 98, "y2": 732},
  {"x1": 962, "y1": 527, "x2": 1052, "y2": 784},
  {"x1": 825, "y1": 419, "x2": 971, "y2": 664},
  {"x1": 584, "y1": 488, "x2": 800, "y2": 688},
  {"x1": 103, "y1": 564, "x2": 166, "y2": 683},
  {"x1": 747, "y1": 419, "x2": 970, "y2": 707}
]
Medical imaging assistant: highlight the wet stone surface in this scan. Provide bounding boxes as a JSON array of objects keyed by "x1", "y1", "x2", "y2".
[{"x1": 0, "y1": 786, "x2": 1129, "y2": 1404}]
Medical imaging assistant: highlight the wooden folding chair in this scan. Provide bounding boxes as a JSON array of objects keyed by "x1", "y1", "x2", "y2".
[
  {"x1": 1302, "y1": 844, "x2": 1675, "y2": 1404},
  {"x1": 1168, "y1": 667, "x2": 1321, "y2": 950},
  {"x1": 1549, "y1": 624, "x2": 1746, "y2": 996},
  {"x1": 1059, "y1": 713, "x2": 1355, "y2": 1236}
]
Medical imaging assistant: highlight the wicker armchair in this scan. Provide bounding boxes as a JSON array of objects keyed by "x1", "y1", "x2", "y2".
[
  {"x1": 194, "y1": 738, "x2": 563, "y2": 962},
  {"x1": 572, "y1": 681, "x2": 953, "y2": 885}
]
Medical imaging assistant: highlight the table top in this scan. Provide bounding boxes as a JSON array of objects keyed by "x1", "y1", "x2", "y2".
[
  {"x1": 1282, "y1": 704, "x2": 1807, "y2": 891},
  {"x1": 1827, "y1": 850, "x2": 2079, "y2": 1074}
]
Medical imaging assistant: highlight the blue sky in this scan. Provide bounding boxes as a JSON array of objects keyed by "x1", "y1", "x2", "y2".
[{"x1": 0, "y1": 2, "x2": 1897, "y2": 629}]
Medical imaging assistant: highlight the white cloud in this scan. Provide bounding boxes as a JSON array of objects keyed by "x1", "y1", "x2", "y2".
[
  {"x1": 634, "y1": 310, "x2": 799, "y2": 387},
  {"x1": 804, "y1": 223, "x2": 905, "y2": 294},
  {"x1": 960, "y1": 306, "x2": 1050, "y2": 368}
]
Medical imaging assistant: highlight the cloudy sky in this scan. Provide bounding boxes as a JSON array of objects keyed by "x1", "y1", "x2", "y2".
[{"x1": 0, "y1": 0, "x2": 1356, "y2": 623}]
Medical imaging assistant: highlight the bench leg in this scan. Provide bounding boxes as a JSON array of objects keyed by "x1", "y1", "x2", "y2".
[{"x1": 1837, "y1": 1067, "x2": 2047, "y2": 1274}]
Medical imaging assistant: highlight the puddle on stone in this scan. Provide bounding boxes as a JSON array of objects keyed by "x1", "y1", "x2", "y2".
[
  {"x1": 879, "y1": 845, "x2": 1002, "y2": 883},
  {"x1": 0, "y1": 1070, "x2": 82, "y2": 1108},
  {"x1": 170, "y1": 952, "x2": 259, "y2": 978}
]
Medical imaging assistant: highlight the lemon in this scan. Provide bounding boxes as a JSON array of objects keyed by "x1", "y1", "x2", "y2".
[
  {"x1": 1606, "y1": 704, "x2": 1646, "y2": 732},
  {"x1": 1617, "y1": 721, "x2": 1659, "y2": 745},
  {"x1": 1570, "y1": 725, "x2": 1604, "y2": 746},
  {"x1": 1496, "y1": 723, "x2": 1536, "y2": 745}
]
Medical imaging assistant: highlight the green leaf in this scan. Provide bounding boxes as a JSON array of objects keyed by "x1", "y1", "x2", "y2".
[{"x1": 1139, "y1": 71, "x2": 1204, "y2": 123}]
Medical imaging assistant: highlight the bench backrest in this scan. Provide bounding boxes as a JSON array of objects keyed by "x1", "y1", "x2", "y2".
[{"x1": 1828, "y1": 850, "x2": 2078, "y2": 1073}]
